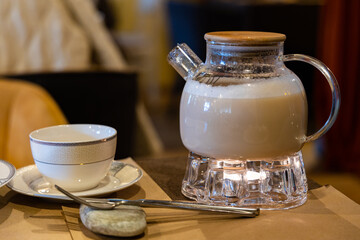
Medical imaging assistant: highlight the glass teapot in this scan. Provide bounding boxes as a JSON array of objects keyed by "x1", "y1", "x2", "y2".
[{"x1": 168, "y1": 31, "x2": 340, "y2": 209}]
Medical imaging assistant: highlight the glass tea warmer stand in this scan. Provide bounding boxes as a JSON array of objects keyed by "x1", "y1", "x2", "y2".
[{"x1": 168, "y1": 31, "x2": 340, "y2": 210}]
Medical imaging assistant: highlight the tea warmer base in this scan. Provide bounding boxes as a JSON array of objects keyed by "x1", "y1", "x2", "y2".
[{"x1": 182, "y1": 151, "x2": 308, "y2": 210}]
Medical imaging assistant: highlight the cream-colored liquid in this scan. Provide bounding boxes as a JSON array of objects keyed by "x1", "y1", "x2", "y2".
[{"x1": 180, "y1": 75, "x2": 308, "y2": 159}]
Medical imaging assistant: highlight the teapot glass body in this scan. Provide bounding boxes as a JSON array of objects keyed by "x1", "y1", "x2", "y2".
[{"x1": 180, "y1": 40, "x2": 307, "y2": 160}]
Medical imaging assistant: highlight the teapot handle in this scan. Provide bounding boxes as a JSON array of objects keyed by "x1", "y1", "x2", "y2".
[{"x1": 283, "y1": 54, "x2": 340, "y2": 143}]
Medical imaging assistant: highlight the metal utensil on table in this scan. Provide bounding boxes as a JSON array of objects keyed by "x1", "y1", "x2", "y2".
[{"x1": 55, "y1": 185, "x2": 260, "y2": 217}]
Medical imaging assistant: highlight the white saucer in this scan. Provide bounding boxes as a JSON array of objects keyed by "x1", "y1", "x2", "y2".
[
  {"x1": 0, "y1": 160, "x2": 16, "y2": 188},
  {"x1": 7, "y1": 160, "x2": 143, "y2": 200}
]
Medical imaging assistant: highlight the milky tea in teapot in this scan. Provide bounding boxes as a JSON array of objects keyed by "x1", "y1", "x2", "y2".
[
  {"x1": 181, "y1": 75, "x2": 307, "y2": 159},
  {"x1": 168, "y1": 31, "x2": 340, "y2": 209}
]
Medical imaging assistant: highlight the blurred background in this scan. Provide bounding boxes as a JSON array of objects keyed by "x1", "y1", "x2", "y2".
[{"x1": 0, "y1": 0, "x2": 359, "y2": 202}]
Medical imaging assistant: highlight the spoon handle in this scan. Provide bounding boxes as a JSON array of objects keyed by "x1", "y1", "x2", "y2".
[
  {"x1": 55, "y1": 184, "x2": 259, "y2": 217},
  {"x1": 109, "y1": 199, "x2": 259, "y2": 217}
]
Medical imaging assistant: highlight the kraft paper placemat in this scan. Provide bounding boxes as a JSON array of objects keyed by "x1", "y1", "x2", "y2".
[
  {"x1": 62, "y1": 158, "x2": 360, "y2": 240},
  {"x1": 0, "y1": 186, "x2": 72, "y2": 240}
]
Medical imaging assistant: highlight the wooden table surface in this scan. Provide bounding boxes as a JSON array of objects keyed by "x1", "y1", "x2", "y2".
[{"x1": 1, "y1": 156, "x2": 359, "y2": 240}]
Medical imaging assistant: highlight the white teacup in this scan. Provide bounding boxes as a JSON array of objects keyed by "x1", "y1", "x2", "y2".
[{"x1": 29, "y1": 124, "x2": 117, "y2": 192}]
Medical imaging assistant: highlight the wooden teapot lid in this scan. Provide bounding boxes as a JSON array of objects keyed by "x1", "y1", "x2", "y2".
[{"x1": 204, "y1": 31, "x2": 286, "y2": 45}]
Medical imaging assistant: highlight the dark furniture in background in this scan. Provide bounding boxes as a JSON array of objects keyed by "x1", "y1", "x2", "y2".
[{"x1": 5, "y1": 71, "x2": 138, "y2": 159}]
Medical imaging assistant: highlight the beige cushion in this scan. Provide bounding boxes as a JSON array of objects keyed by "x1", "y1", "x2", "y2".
[{"x1": 0, "y1": 0, "x2": 90, "y2": 74}]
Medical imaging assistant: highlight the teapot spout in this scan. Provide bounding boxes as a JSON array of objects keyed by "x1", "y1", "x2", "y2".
[{"x1": 168, "y1": 43, "x2": 203, "y2": 80}]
